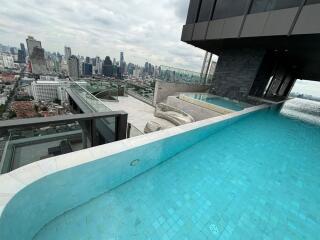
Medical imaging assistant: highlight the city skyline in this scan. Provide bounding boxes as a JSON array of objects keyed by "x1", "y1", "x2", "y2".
[
  {"x1": 0, "y1": 0, "x2": 207, "y2": 72},
  {"x1": 292, "y1": 80, "x2": 320, "y2": 97}
]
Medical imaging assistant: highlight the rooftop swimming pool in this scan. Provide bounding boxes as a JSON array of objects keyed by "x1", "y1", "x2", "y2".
[
  {"x1": 0, "y1": 100, "x2": 319, "y2": 239},
  {"x1": 180, "y1": 93, "x2": 248, "y2": 112}
]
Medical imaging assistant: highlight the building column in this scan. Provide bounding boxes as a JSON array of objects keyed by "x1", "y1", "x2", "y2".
[
  {"x1": 211, "y1": 48, "x2": 266, "y2": 101},
  {"x1": 82, "y1": 131, "x2": 88, "y2": 149}
]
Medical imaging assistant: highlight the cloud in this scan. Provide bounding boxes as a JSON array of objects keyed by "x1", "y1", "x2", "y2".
[
  {"x1": 292, "y1": 80, "x2": 320, "y2": 96},
  {"x1": 171, "y1": 0, "x2": 189, "y2": 21},
  {"x1": 0, "y1": 0, "x2": 205, "y2": 71}
]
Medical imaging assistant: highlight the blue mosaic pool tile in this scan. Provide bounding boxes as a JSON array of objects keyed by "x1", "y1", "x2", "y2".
[{"x1": 35, "y1": 111, "x2": 320, "y2": 239}]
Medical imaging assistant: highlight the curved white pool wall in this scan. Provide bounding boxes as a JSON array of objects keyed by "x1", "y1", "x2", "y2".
[{"x1": 0, "y1": 104, "x2": 268, "y2": 240}]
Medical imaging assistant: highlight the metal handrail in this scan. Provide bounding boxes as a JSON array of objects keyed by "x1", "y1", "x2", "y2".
[{"x1": 0, "y1": 111, "x2": 128, "y2": 130}]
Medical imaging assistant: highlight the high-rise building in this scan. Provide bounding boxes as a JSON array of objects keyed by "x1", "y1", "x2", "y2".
[
  {"x1": 57, "y1": 52, "x2": 63, "y2": 63},
  {"x1": 123, "y1": 62, "x2": 127, "y2": 75},
  {"x1": 64, "y1": 46, "x2": 71, "y2": 61},
  {"x1": 10, "y1": 47, "x2": 18, "y2": 55},
  {"x1": 53, "y1": 61, "x2": 61, "y2": 73},
  {"x1": 68, "y1": 55, "x2": 80, "y2": 79},
  {"x1": 30, "y1": 47, "x2": 47, "y2": 75},
  {"x1": 127, "y1": 63, "x2": 134, "y2": 75},
  {"x1": 148, "y1": 63, "x2": 153, "y2": 75},
  {"x1": 26, "y1": 36, "x2": 41, "y2": 57},
  {"x1": 20, "y1": 43, "x2": 26, "y2": 56},
  {"x1": 144, "y1": 62, "x2": 149, "y2": 74},
  {"x1": 120, "y1": 52, "x2": 125, "y2": 74},
  {"x1": 60, "y1": 60, "x2": 68, "y2": 75},
  {"x1": 102, "y1": 56, "x2": 113, "y2": 77},
  {"x1": 82, "y1": 62, "x2": 92, "y2": 76},
  {"x1": 20, "y1": 43, "x2": 26, "y2": 63},
  {"x1": 92, "y1": 58, "x2": 96, "y2": 66},
  {"x1": 26, "y1": 36, "x2": 47, "y2": 74},
  {"x1": 95, "y1": 57, "x2": 102, "y2": 75},
  {"x1": 17, "y1": 50, "x2": 24, "y2": 63}
]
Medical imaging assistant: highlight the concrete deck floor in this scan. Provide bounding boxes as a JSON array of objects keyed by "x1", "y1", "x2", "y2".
[{"x1": 101, "y1": 96, "x2": 175, "y2": 133}]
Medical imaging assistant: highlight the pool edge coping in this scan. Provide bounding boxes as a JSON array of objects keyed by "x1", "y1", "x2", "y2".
[
  {"x1": 179, "y1": 94, "x2": 236, "y2": 114},
  {"x1": 0, "y1": 103, "x2": 271, "y2": 217}
]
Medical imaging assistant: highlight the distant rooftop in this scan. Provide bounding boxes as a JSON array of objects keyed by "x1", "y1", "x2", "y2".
[{"x1": 35, "y1": 80, "x2": 88, "y2": 84}]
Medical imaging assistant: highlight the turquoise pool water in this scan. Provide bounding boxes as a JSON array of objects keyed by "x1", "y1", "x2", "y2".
[
  {"x1": 185, "y1": 93, "x2": 246, "y2": 111},
  {"x1": 35, "y1": 103, "x2": 320, "y2": 239}
]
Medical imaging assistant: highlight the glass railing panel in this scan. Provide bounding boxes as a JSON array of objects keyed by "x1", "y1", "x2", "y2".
[
  {"x1": 128, "y1": 123, "x2": 143, "y2": 137},
  {"x1": 126, "y1": 86, "x2": 154, "y2": 105},
  {"x1": 158, "y1": 65, "x2": 203, "y2": 84},
  {"x1": 0, "y1": 112, "x2": 127, "y2": 173},
  {"x1": 69, "y1": 80, "x2": 112, "y2": 112},
  {"x1": 95, "y1": 116, "x2": 116, "y2": 143},
  {"x1": 68, "y1": 79, "x2": 143, "y2": 138},
  {"x1": 0, "y1": 121, "x2": 84, "y2": 173}
]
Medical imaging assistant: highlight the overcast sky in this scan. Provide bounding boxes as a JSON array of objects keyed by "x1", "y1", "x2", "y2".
[
  {"x1": 293, "y1": 80, "x2": 320, "y2": 97},
  {"x1": 0, "y1": 0, "x2": 205, "y2": 71}
]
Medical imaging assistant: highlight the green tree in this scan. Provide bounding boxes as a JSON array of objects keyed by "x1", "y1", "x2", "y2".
[
  {"x1": 8, "y1": 110, "x2": 16, "y2": 119},
  {"x1": 53, "y1": 98, "x2": 61, "y2": 105}
]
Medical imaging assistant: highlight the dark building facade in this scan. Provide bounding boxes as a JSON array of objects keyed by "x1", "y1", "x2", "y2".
[
  {"x1": 20, "y1": 43, "x2": 26, "y2": 63},
  {"x1": 82, "y1": 62, "x2": 92, "y2": 76},
  {"x1": 102, "y1": 56, "x2": 114, "y2": 77},
  {"x1": 127, "y1": 63, "x2": 135, "y2": 75},
  {"x1": 17, "y1": 50, "x2": 25, "y2": 63},
  {"x1": 182, "y1": 0, "x2": 320, "y2": 101}
]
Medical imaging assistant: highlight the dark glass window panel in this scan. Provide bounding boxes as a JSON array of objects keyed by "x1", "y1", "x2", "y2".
[
  {"x1": 250, "y1": 0, "x2": 302, "y2": 14},
  {"x1": 213, "y1": 0, "x2": 250, "y2": 20},
  {"x1": 272, "y1": 0, "x2": 302, "y2": 10},
  {"x1": 198, "y1": 0, "x2": 216, "y2": 22},
  {"x1": 305, "y1": 0, "x2": 320, "y2": 4},
  {"x1": 250, "y1": 0, "x2": 271, "y2": 13},
  {"x1": 186, "y1": 0, "x2": 202, "y2": 24}
]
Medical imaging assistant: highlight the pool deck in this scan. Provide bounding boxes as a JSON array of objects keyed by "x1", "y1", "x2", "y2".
[{"x1": 101, "y1": 96, "x2": 175, "y2": 132}]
